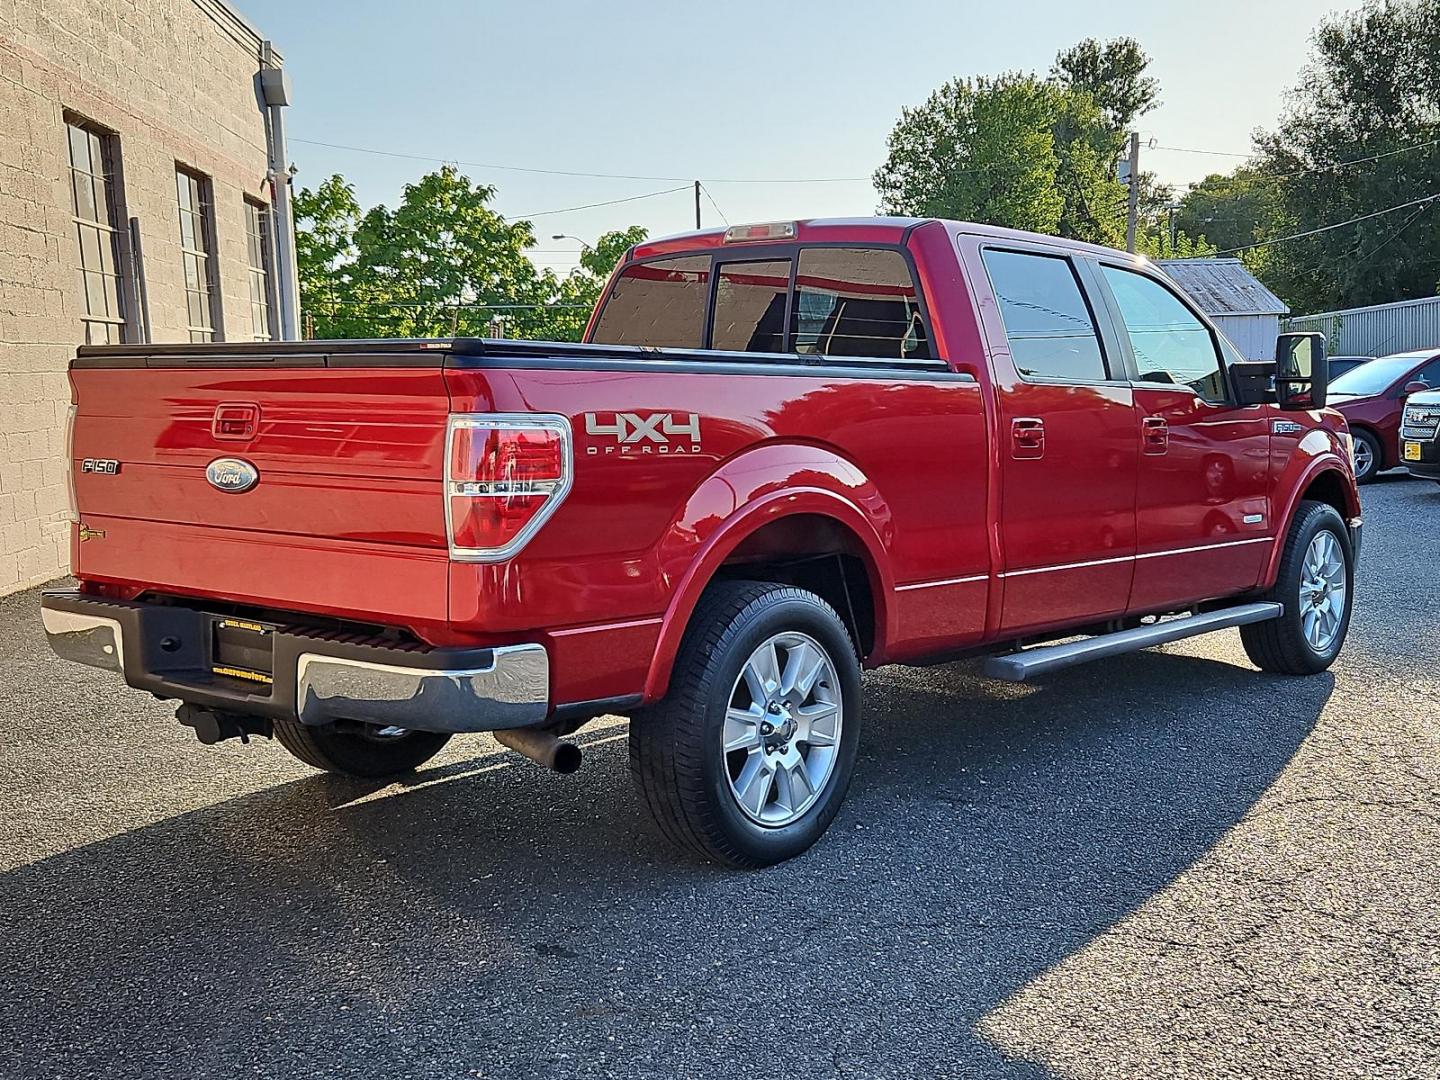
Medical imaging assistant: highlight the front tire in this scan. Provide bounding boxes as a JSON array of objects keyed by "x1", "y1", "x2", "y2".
[
  {"x1": 629, "y1": 581, "x2": 862, "y2": 868},
  {"x1": 1352, "y1": 428, "x2": 1381, "y2": 483},
  {"x1": 1239, "y1": 500, "x2": 1354, "y2": 674},
  {"x1": 273, "y1": 718, "x2": 451, "y2": 778}
]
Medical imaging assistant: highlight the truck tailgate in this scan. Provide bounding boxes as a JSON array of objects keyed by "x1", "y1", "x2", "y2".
[{"x1": 69, "y1": 363, "x2": 452, "y2": 627}]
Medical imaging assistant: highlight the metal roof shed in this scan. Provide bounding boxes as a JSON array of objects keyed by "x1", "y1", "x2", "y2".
[{"x1": 1157, "y1": 258, "x2": 1290, "y2": 361}]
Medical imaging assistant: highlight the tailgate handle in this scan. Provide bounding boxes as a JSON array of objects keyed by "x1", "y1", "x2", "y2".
[{"x1": 212, "y1": 403, "x2": 260, "y2": 441}]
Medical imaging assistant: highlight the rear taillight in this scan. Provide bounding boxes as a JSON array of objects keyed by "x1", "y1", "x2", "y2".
[
  {"x1": 445, "y1": 414, "x2": 571, "y2": 561},
  {"x1": 64, "y1": 404, "x2": 78, "y2": 523}
]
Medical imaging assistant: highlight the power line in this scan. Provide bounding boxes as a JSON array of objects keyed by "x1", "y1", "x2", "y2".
[
  {"x1": 321, "y1": 300, "x2": 594, "y2": 310},
  {"x1": 1172, "y1": 137, "x2": 1440, "y2": 189},
  {"x1": 507, "y1": 185, "x2": 691, "y2": 220},
  {"x1": 699, "y1": 182, "x2": 730, "y2": 226},
  {"x1": 1153, "y1": 144, "x2": 1252, "y2": 158},
  {"x1": 1356, "y1": 199, "x2": 1436, "y2": 262},
  {"x1": 292, "y1": 136, "x2": 870, "y2": 184},
  {"x1": 1263, "y1": 138, "x2": 1440, "y2": 180},
  {"x1": 295, "y1": 133, "x2": 1440, "y2": 203},
  {"x1": 1207, "y1": 192, "x2": 1440, "y2": 255}
]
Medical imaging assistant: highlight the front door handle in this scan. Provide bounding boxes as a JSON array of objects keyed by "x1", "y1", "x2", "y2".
[
  {"x1": 1012, "y1": 417, "x2": 1045, "y2": 460},
  {"x1": 1142, "y1": 416, "x2": 1169, "y2": 455}
]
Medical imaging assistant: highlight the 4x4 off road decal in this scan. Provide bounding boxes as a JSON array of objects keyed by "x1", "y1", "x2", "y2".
[{"x1": 583, "y1": 412, "x2": 702, "y2": 455}]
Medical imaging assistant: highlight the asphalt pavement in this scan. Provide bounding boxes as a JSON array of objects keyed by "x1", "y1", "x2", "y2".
[{"x1": 2, "y1": 474, "x2": 1438, "y2": 1079}]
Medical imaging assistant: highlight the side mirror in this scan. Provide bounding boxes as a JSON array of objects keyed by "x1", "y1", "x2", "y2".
[
  {"x1": 1402, "y1": 380, "x2": 1429, "y2": 398},
  {"x1": 1275, "y1": 332, "x2": 1327, "y2": 411}
]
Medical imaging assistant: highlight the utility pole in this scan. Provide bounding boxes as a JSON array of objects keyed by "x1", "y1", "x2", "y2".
[
  {"x1": 694, "y1": 180, "x2": 702, "y2": 230},
  {"x1": 1125, "y1": 131, "x2": 1141, "y2": 254}
]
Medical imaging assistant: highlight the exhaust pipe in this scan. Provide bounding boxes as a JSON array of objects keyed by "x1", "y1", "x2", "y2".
[{"x1": 494, "y1": 727, "x2": 582, "y2": 774}]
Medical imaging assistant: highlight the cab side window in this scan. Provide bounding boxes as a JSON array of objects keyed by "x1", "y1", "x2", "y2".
[
  {"x1": 1102, "y1": 266, "x2": 1227, "y2": 403},
  {"x1": 981, "y1": 249, "x2": 1109, "y2": 382}
]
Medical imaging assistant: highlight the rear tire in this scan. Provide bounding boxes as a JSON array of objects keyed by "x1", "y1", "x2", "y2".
[
  {"x1": 1352, "y1": 428, "x2": 1381, "y2": 483},
  {"x1": 273, "y1": 719, "x2": 451, "y2": 778},
  {"x1": 1239, "y1": 500, "x2": 1353, "y2": 675},
  {"x1": 629, "y1": 581, "x2": 862, "y2": 868}
]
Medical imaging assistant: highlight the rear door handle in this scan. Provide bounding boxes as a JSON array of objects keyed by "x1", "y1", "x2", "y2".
[
  {"x1": 1142, "y1": 416, "x2": 1169, "y2": 455},
  {"x1": 1012, "y1": 417, "x2": 1045, "y2": 460}
]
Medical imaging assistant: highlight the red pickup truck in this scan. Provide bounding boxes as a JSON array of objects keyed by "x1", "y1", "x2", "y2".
[{"x1": 44, "y1": 218, "x2": 1361, "y2": 867}]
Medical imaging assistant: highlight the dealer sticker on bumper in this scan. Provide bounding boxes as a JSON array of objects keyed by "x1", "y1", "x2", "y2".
[{"x1": 1404, "y1": 441, "x2": 1422, "y2": 462}]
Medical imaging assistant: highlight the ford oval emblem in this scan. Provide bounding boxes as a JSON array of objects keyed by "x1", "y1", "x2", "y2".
[{"x1": 206, "y1": 457, "x2": 259, "y2": 494}]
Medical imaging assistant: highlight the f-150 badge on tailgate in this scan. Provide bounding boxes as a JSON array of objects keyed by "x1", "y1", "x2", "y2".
[
  {"x1": 583, "y1": 412, "x2": 701, "y2": 455},
  {"x1": 206, "y1": 457, "x2": 260, "y2": 493}
]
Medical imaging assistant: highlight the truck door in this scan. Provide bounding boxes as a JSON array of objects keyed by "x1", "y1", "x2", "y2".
[
  {"x1": 1092, "y1": 263, "x2": 1272, "y2": 613},
  {"x1": 973, "y1": 245, "x2": 1139, "y2": 636}
]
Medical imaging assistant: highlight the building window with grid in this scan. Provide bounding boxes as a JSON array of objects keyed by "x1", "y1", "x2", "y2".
[
  {"x1": 66, "y1": 119, "x2": 127, "y2": 345},
  {"x1": 243, "y1": 199, "x2": 274, "y2": 341},
  {"x1": 176, "y1": 167, "x2": 219, "y2": 342}
]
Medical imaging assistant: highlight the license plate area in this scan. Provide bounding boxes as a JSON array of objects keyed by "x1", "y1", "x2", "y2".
[
  {"x1": 211, "y1": 617, "x2": 275, "y2": 686},
  {"x1": 1404, "y1": 441, "x2": 1422, "y2": 462}
]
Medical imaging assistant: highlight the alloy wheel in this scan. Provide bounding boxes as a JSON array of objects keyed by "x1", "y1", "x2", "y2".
[
  {"x1": 1353, "y1": 437, "x2": 1375, "y2": 479},
  {"x1": 1300, "y1": 530, "x2": 1347, "y2": 653},
  {"x1": 722, "y1": 632, "x2": 843, "y2": 827}
]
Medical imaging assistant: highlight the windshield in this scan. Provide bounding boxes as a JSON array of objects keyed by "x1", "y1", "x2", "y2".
[{"x1": 1329, "y1": 354, "x2": 1428, "y2": 396}]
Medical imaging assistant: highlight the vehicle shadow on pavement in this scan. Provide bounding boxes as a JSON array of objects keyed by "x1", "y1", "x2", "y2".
[{"x1": 1, "y1": 649, "x2": 1331, "y2": 1079}]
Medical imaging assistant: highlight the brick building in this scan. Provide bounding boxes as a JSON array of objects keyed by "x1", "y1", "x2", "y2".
[{"x1": 0, "y1": 0, "x2": 297, "y2": 595}]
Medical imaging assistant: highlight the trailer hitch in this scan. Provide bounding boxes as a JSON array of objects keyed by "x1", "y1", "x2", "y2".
[{"x1": 176, "y1": 703, "x2": 273, "y2": 745}]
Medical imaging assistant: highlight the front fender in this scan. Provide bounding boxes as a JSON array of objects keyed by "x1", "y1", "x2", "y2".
[
  {"x1": 642, "y1": 443, "x2": 896, "y2": 702},
  {"x1": 1264, "y1": 428, "x2": 1361, "y2": 587}
]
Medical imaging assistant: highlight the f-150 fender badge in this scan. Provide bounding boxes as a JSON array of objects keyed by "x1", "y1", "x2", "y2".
[
  {"x1": 206, "y1": 457, "x2": 260, "y2": 493},
  {"x1": 1272, "y1": 420, "x2": 1305, "y2": 435},
  {"x1": 583, "y1": 412, "x2": 702, "y2": 455},
  {"x1": 77, "y1": 524, "x2": 106, "y2": 542},
  {"x1": 81, "y1": 458, "x2": 121, "y2": 474}
]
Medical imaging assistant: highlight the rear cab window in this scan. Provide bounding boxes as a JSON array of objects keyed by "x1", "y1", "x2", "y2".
[
  {"x1": 588, "y1": 255, "x2": 709, "y2": 348},
  {"x1": 711, "y1": 260, "x2": 790, "y2": 352},
  {"x1": 793, "y1": 248, "x2": 929, "y2": 361},
  {"x1": 590, "y1": 245, "x2": 933, "y2": 363}
]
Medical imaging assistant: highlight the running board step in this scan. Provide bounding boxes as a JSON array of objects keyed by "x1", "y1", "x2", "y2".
[{"x1": 981, "y1": 602, "x2": 1284, "y2": 683}]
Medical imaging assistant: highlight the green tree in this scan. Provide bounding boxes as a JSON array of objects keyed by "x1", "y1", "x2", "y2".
[
  {"x1": 1174, "y1": 167, "x2": 1281, "y2": 259},
  {"x1": 293, "y1": 168, "x2": 646, "y2": 341},
  {"x1": 344, "y1": 166, "x2": 552, "y2": 338},
  {"x1": 873, "y1": 73, "x2": 1127, "y2": 245},
  {"x1": 533, "y1": 225, "x2": 650, "y2": 342},
  {"x1": 292, "y1": 175, "x2": 362, "y2": 339},
  {"x1": 1249, "y1": 0, "x2": 1440, "y2": 311},
  {"x1": 1135, "y1": 222, "x2": 1217, "y2": 259},
  {"x1": 1051, "y1": 37, "x2": 1161, "y2": 133}
]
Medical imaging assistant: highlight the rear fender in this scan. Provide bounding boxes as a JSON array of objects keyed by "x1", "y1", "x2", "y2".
[{"x1": 642, "y1": 444, "x2": 895, "y2": 702}]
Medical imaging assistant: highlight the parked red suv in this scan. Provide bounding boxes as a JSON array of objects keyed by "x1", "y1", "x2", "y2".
[
  {"x1": 1329, "y1": 348, "x2": 1440, "y2": 481},
  {"x1": 43, "y1": 218, "x2": 1361, "y2": 867}
]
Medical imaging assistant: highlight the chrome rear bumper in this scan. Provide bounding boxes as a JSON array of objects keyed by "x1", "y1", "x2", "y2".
[
  {"x1": 295, "y1": 646, "x2": 548, "y2": 732},
  {"x1": 39, "y1": 591, "x2": 549, "y2": 734},
  {"x1": 41, "y1": 606, "x2": 126, "y2": 673}
]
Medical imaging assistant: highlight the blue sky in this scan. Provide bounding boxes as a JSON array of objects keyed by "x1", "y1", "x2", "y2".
[{"x1": 237, "y1": 0, "x2": 1352, "y2": 274}]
